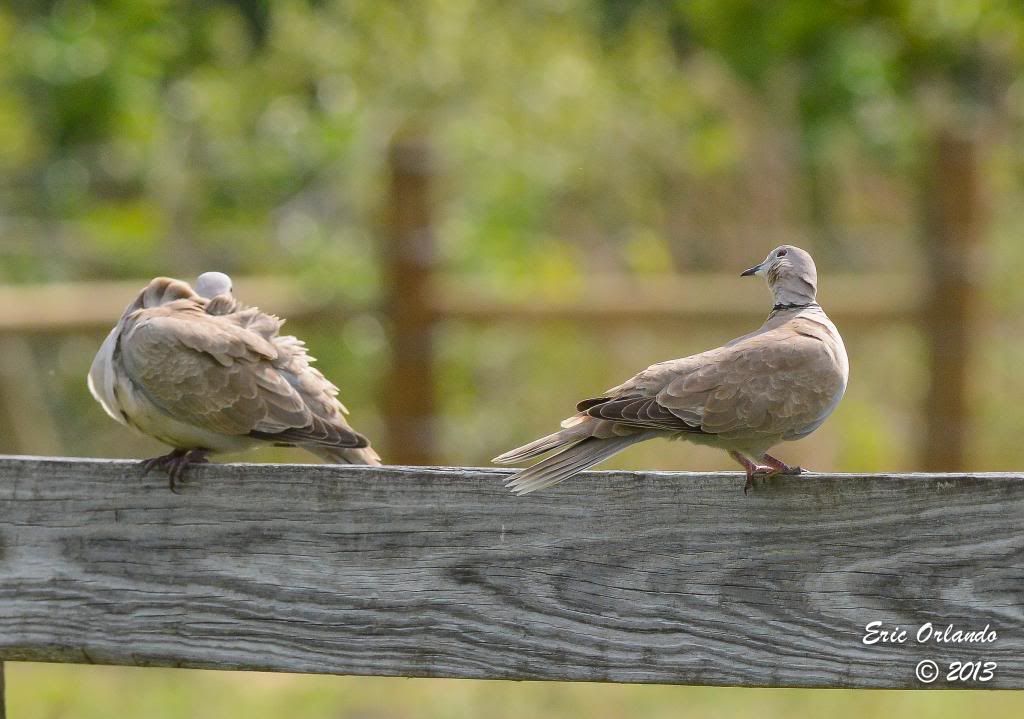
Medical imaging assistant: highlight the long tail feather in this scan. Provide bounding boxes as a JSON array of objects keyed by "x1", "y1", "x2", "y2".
[
  {"x1": 309, "y1": 445, "x2": 382, "y2": 466},
  {"x1": 503, "y1": 433, "x2": 650, "y2": 495},
  {"x1": 492, "y1": 430, "x2": 577, "y2": 464}
]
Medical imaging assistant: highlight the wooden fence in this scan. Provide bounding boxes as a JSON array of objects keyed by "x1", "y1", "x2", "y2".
[{"x1": 1, "y1": 454, "x2": 1021, "y2": 701}]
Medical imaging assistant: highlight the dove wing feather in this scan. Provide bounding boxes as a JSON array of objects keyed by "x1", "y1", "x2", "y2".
[
  {"x1": 119, "y1": 309, "x2": 367, "y2": 449},
  {"x1": 576, "y1": 320, "x2": 845, "y2": 440}
]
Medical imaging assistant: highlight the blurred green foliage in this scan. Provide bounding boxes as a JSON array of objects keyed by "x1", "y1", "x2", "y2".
[
  {"x1": 2, "y1": 0, "x2": 1024, "y2": 714},
  {"x1": 2, "y1": 0, "x2": 1020, "y2": 283}
]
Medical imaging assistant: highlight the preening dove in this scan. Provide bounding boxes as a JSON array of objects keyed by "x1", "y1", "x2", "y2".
[
  {"x1": 494, "y1": 245, "x2": 848, "y2": 494},
  {"x1": 89, "y1": 272, "x2": 381, "y2": 491}
]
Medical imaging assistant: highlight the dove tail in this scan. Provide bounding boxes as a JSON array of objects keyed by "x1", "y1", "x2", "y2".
[
  {"x1": 492, "y1": 429, "x2": 579, "y2": 464},
  {"x1": 503, "y1": 433, "x2": 651, "y2": 495},
  {"x1": 309, "y1": 445, "x2": 383, "y2": 466}
]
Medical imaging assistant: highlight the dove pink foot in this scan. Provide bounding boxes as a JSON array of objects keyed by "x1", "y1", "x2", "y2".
[
  {"x1": 141, "y1": 448, "x2": 210, "y2": 493},
  {"x1": 728, "y1": 451, "x2": 777, "y2": 495},
  {"x1": 762, "y1": 452, "x2": 804, "y2": 476}
]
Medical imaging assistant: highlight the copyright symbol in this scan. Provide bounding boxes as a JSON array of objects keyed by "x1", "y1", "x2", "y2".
[{"x1": 916, "y1": 659, "x2": 939, "y2": 683}]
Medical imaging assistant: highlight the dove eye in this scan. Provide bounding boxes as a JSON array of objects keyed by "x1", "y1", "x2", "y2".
[{"x1": 776, "y1": 249, "x2": 788, "y2": 258}]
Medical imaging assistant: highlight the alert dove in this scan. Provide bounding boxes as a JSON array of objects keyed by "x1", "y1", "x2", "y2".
[
  {"x1": 494, "y1": 245, "x2": 848, "y2": 494},
  {"x1": 88, "y1": 272, "x2": 381, "y2": 491}
]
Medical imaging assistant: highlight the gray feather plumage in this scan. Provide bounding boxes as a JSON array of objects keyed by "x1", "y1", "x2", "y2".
[{"x1": 88, "y1": 273, "x2": 381, "y2": 466}]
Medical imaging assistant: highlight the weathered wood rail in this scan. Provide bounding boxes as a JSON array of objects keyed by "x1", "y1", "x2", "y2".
[{"x1": 1, "y1": 456, "x2": 1021, "y2": 691}]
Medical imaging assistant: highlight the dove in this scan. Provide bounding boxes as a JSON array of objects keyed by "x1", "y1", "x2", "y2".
[
  {"x1": 88, "y1": 272, "x2": 381, "y2": 491},
  {"x1": 494, "y1": 245, "x2": 848, "y2": 494}
]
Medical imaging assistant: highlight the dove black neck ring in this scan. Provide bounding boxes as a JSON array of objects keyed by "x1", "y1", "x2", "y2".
[{"x1": 772, "y1": 302, "x2": 819, "y2": 312}]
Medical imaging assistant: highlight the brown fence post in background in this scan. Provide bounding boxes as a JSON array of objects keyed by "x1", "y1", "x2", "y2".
[
  {"x1": 921, "y1": 129, "x2": 983, "y2": 471},
  {"x1": 381, "y1": 135, "x2": 438, "y2": 465}
]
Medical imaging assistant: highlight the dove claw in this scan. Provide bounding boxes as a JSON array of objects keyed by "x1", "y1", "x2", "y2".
[
  {"x1": 762, "y1": 453, "x2": 803, "y2": 475},
  {"x1": 731, "y1": 451, "x2": 774, "y2": 494},
  {"x1": 140, "y1": 448, "x2": 208, "y2": 493}
]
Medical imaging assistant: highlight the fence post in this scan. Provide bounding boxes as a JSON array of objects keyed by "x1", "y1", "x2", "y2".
[
  {"x1": 920, "y1": 128, "x2": 983, "y2": 471},
  {"x1": 381, "y1": 136, "x2": 438, "y2": 465}
]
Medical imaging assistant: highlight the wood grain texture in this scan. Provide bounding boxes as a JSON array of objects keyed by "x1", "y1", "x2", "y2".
[{"x1": 0, "y1": 455, "x2": 1021, "y2": 688}]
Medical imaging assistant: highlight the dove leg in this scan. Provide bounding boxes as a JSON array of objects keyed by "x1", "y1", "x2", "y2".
[
  {"x1": 140, "y1": 449, "x2": 187, "y2": 476},
  {"x1": 141, "y1": 448, "x2": 210, "y2": 493},
  {"x1": 728, "y1": 451, "x2": 775, "y2": 495},
  {"x1": 761, "y1": 453, "x2": 803, "y2": 475}
]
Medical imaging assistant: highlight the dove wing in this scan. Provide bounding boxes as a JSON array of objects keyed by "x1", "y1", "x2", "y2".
[
  {"x1": 579, "y1": 320, "x2": 845, "y2": 439},
  {"x1": 119, "y1": 308, "x2": 368, "y2": 448}
]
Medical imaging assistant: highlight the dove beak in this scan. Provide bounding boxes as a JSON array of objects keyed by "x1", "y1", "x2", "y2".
[{"x1": 740, "y1": 262, "x2": 764, "y2": 277}]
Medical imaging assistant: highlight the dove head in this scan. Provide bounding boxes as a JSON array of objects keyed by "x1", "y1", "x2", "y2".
[
  {"x1": 741, "y1": 245, "x2": 817, "y2": 307},
  {"x1": 126, "y1": 277, "x2": 196, "y2": 316},
  {"x1": 195, "y1": 272, "x2": 234, "y2": 299}
]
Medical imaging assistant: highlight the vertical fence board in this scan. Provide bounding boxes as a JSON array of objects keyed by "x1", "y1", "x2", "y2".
[
  {"x1": 381, "y1": 137, "x2": 438, "y2": 465},
  {"x1": 921, "y1": 130, "x2": 983, "y2": 471}
]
